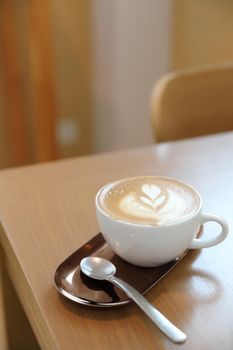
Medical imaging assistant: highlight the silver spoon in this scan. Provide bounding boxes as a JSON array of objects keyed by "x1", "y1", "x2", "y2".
[{"x1": 80, "y1": 257, "x2": 186, "y2": 344}]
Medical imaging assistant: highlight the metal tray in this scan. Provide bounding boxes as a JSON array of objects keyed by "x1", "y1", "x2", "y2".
[{"x1": 54, "y1": 231, "x2": 199, "y2": 307}]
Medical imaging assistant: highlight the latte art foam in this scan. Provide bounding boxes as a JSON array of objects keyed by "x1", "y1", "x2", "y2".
[{"x1": 98, "y1": 177, "x2": 200, "y2": 225}]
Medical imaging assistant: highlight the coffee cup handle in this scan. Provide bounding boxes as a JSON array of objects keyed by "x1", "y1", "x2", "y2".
[{"x1": 188, "y1": 213, "x2": 228, "y2": 249}]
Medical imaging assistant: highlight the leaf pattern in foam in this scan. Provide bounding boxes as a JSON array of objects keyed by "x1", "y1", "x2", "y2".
[
  {"x1": 137, "y1": 184, "x2": 168, "y2": 212},
  {"x1": 120, "y1": 184, "x2": 169, "y2": 219}
]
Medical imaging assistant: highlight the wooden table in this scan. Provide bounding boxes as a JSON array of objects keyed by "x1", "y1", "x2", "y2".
[{"x1": 0, "y1": 132, "x2": 233, "y2": 350}]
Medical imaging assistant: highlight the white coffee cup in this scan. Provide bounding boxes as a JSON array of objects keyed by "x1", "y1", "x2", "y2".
[{"x1": 95, "y1": 176, "x2": 229, "y2": 267}]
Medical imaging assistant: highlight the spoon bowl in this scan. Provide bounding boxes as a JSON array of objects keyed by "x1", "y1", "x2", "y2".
[{"x1": 80, "y1": 257, "x2": 116, "y2": 280}]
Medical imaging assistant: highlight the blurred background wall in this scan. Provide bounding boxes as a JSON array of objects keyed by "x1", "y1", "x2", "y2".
[
  {"x1": 172, "y1": 0, "x2": 233, "y2": 69},
  {"x1": 0, "y1": 0, "x2": 92, "y2": 168},
  {"x1": 0, "y1": 0, "x2": 233, "y2": 169},
  {"x1": 92, "y1": 0, "x2": 172, "y2": 152}
]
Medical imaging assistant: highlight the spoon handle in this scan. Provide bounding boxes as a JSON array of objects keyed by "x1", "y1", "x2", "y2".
[{"x1": 109, "y1": 276, "x2": 186, "y2": 344}]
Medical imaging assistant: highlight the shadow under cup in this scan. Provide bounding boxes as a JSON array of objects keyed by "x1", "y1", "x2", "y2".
[{"x1": 95, "y1": 177, "x2": 229, "y2": 267}]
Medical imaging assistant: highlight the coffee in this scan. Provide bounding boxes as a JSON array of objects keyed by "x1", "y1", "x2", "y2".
[
  {"x1": 96, "y1": 176, "x2": 228, "y2": 266},
  {"x1": 98, "y1": 176, "x2": 200, "y2": 226}
]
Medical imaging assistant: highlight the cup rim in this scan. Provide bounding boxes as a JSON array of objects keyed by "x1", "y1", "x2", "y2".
[{"x1": 95, "y1": 175, "x2": 203, "y2": 228}]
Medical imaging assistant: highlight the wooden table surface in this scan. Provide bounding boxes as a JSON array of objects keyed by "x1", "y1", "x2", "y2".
[{"x1": 0, "y1": 132, "x2": 233, "y2": 350}]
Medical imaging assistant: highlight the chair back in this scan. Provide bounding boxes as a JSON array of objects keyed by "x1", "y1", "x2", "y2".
[{"x1": 151, "y1": 63, "x2": 233, "y2": 142}]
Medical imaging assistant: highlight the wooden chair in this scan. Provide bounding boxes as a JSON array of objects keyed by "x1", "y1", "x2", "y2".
[{"x1": 151, "y1": 63, "x2": 233, "y2": 142}]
